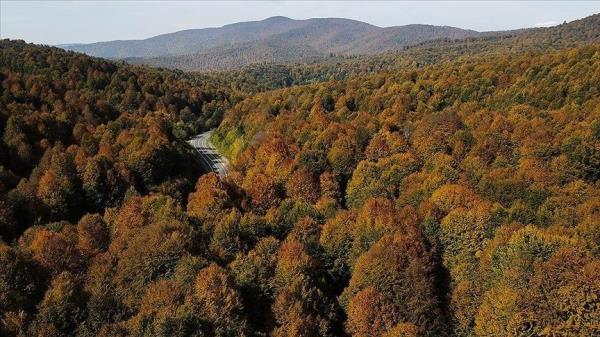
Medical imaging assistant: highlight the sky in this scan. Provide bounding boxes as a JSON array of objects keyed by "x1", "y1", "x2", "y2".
[{"x1": 1, "y1": 1, "x2": 599, "y2": 45}]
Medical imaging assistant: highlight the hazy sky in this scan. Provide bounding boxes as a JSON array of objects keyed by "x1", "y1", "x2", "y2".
[{"x1": 2, "y1": 1, "x2": 599, "y2": 45}]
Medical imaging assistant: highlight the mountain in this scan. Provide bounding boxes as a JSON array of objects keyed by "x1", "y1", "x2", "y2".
[
  {"x1": 139, "y1": 13, "x2": 600, "y2": 75},
  {"x1": 62, "y1": 16, "x2": 481, "y2": 70}
]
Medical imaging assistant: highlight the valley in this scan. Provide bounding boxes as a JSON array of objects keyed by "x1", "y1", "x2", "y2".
[{"x1": 0, "y1": 7, "x2": 599, "y2": 337}]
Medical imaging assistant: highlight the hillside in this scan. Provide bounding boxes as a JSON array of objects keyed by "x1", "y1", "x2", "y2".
[
  {"x1": 63, "y1": 16, "x2": 481, "y2": 70},
  {"x1": 182, "y1": 13, "x2": 600, "y2": 93},
  {"x1": 0, "y1": 39, "x2": 240, "y2": 239},
  {"x1": 213, "y1": 43, "x2": 600, "y2": 336}
]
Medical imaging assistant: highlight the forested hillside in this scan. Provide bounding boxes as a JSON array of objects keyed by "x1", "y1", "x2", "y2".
[
  {"x1": 212, "y1": 44, "x2": 600, "y2": 336},
  {"x1": 1, "y1": 15, "x2": 600, "y2": 337},
  {"x1": 0, "y1": 39, "x2": 238, "y2": 253},
  {"x1": 176, "y1": 13, "x2": 600, "y2": 92}
]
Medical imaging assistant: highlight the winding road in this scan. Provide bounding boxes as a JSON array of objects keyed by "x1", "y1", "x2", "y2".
[{"x1": 188, "y1": 131, "x2": 229, "y2": 177}]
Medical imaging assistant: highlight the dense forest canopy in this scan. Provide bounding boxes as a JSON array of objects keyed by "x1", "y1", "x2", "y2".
[
  {"x1": 0, "y1": 12, "x2": 599, "y2": 337},
  {"x1": 0, "y1": 40, "x2": 243, "y2": 239},
  {"x1": 213, "y1": 43, "x2": 600, "y2": 336}
]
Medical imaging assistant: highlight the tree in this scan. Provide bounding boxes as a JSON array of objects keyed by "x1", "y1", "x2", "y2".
[
  {"x1": 319, "y1": 171, "x2": 341, "y2": 203},
  {"x1": 230, "y1": 237, "x2": 280, "y2": 334},
  {"x1": 364, "y1": 130, "x2": 407, "y2": 162},
  {"x1": 272, "y1": 275, "x2": 333, "y2": 337},
  {"x1": 474, "y1": 226, "x2": 577, "y2": 337},
  {"x1": 346, "y1": 153, "x2": 419, "y2": 209},
  {"x1": 327, "y1": 134, "x2": 358, "y2": 178},
  {"x1": 349, "y1": 197, "x2": 398, "y2": 265},
  {"x1": 128, "y1": 279, "x2": 204, "y2": 337},
  {"x1": 285, "y1": 168, "x2": 320, "y2": 204},
  {"x1": 76, "y1": 213, "x2": 109, "y2": 256},
  {"x1": 345, "y1": 287, "x2": 396, "y2": 337},
  {"x1": 193, "y1": 264, "x2": 248, "y2": 337},
  {"x1": 411, "y1": 110, "x2": 462, "y2": 159},
  {"x1": 273, "y1": 239, "x2": 314, "y2": 289},
  {"x1": 430, "y1": 184, "x2": 477, "y2": 214},
  {"x1": 270, "y1": 199, "x2": 320, "y2": 239},
  {"x1": 342, "y1": 233, "x2": 446, "y2": 336},
  {"x1": 19, "y1": 225, "x2": 85, "y2": 276},
  {"x1": 187, "y1": 173, "x2": 230, "y2": 222},
  {"x1": 245, "y1": 172, "x2": 280, "y2": 214},
  {"x1": 28, "y1": 272, "x2": 87, "y2": 336},
  {"x1": 528, "y1": 248, "x2": 600, "y2": 336},
  {"x1": 0, "y1": 243, "x2": 42, "y2": 317},
  {"x1": 320, "y1": 210, "x2": 355, "y2": 286},
  {"x1": 109, "y1": 195, "x2": 196, "y2": 309},
  {"x1": 209, "y1": 209, "x2": 244, "y2": 263},
  {"x1": 35, "y1": 147, "x2": 81, "y2": 221},
  {"x1": 81, "y1": 155, "x2": 126, "y2": 211},
  {"x1": 439, "y1": 202, "x2": 497, "y2": 273}
]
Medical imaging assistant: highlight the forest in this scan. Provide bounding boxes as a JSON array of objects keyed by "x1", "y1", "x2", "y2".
[{"x1": 0, "y1": 12, "x2": 600, "y2": 337}]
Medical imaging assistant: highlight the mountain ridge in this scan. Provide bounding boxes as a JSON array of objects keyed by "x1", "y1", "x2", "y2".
[
  {"x1": 62, "y1": 16, "x2": 481, "y2": 61},
  {"x1": 61, "y1": 14, "x2": 600, "y2": 72}
]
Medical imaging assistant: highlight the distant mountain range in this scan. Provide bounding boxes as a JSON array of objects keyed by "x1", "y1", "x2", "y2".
[
  {"x1": 61, "y1": 15, "x2": 600, "y2": 72},
  {"x1": 62, "y1": 16, "x2": 484, "y2": 70}
]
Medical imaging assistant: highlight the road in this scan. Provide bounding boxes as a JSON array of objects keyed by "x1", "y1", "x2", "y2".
[{"x1": 188, "y1": 131, "x2": 229, "y2": 177}]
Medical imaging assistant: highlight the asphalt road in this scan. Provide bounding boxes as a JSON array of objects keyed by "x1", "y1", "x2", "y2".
[{"x1": 188, "y1": 131, "x2": 229, "y2": 177}]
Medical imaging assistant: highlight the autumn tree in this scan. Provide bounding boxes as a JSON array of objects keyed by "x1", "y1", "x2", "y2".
[
  {"x1": 345, "y1": 287, "x2": 396, "y2": 337},
  {"x1": 285, "y1": 167, "x2": 321, "y2": 204},
  {"x1": 187, "y1": 172, "x2": 231, "y2": 221},
  {"x1": 192, "y1": 264, "x2": 248, "y2": 336},
  {"x1": 76, "y1": 213, "x2": 109, "y2": 256},
  {"x1": 342, "y1": 233, "x2": 446, "y2": 336},
  {"x1": 0, "y1": 243, "x2": 43, "y2": 321},
  {"x1": 27, "y1": 272, "x2": 87, "y2": 337}
]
